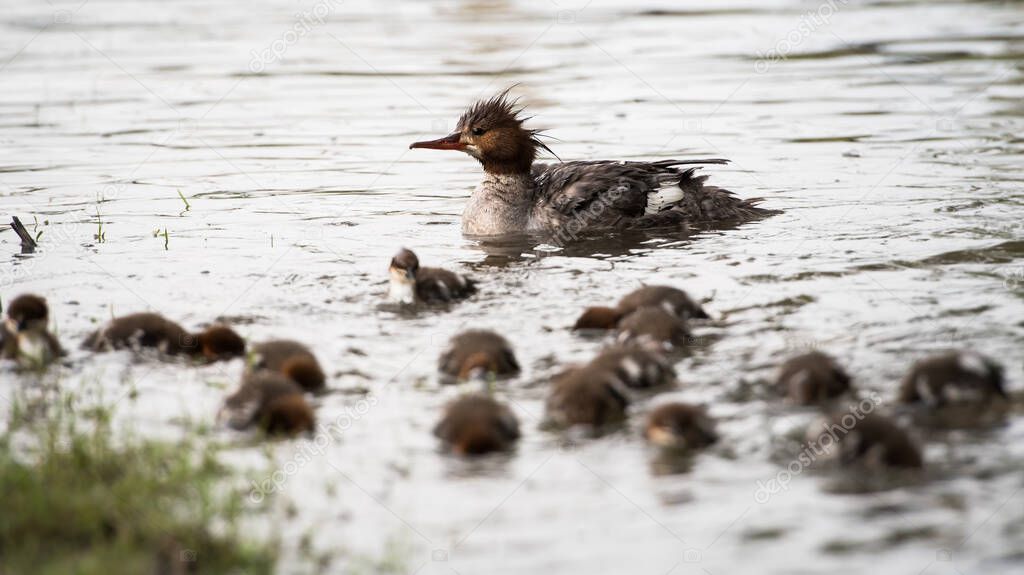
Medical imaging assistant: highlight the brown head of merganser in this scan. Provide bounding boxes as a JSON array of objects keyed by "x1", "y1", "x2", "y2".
[
  {"x1": 806, "y1": 412, "x2": 923, "y2": 469},
  {"x1": 545, "y1": 363, "x2": 630, "y2": 429},
  {"x1": 410, "y1": 90, "x2": 773, "y2": 236},
  {"x1": 433, "y1": 394, "x2": 520, "y2": 456},
  {"x1": 250, "y1": 339, "x2": 325, "y2": 393},
  {"x1": 776, "y1": 351, "x2": 852, "y2": 405},
  {"x1": 2, "y1": 294, "x2": 64, "y2": 367},
  {"x1": 438, "y1": 330, "x2": 519, "y2": 381},
  {"x1": 588, "y1": 345, "x2": 675, "y2": 390},
  {"x1": 388, "y1": 248, "x2": 476, "y2": 305},
  {"x1": 574, "y1": 285, "x2": 708, "y2": 331},
  {"x1": 644, "y1": 403, "x2": 718, "y2": 451},
  {"x1": 221, "y1": 372, "x2": 315, "y2": 436},
  {"x1": 616, "y1": 307, "x2": 691, "y2": 351},
  {"x1": 83, "y1": 312, "x2": 245, "y2": 361}
]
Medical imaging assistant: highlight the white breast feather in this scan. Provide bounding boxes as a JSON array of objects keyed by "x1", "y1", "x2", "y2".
[{"x1": 388, "y1": 279, "x2": 416, "y2": 304}]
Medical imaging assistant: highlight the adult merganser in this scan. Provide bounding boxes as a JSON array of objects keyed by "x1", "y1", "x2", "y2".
[
  {"x1": 221, "y1": 372, "x2": 315, "y2": 436},
  {"x1": 433, "y1": 394, "x2": 520, "y2": 456},
  {"x1": 775, "y1": 351, "x2": 852, "y2": 405},
  {"x1": 410, "y1": 91, "x2": 773, "y2": 236},
  {"x1": 249, "y1": 339, "x2": 326, "y2": 393},
  {"x1": 83, "y1": 312, "x2": 245, "y2": 361},
  {"x1": 644, "y1": 403, "x2": 718, "y2": 451},
  {"x1": 2, "y1": 294, "x2": 64, "y2": 367},
  {"x1": 438, "y1": 329, "x2": 520, "y2": 381},
  {"x1": 388, "y1": 248, "x2": 476, "y2": 304},
  {"x1": 574, "y1": 285, "x2": 708, "y2": 331}
]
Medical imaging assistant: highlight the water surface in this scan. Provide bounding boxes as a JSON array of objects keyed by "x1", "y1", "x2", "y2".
[{"x1": 1, "y1": 0, "x2": 1023, "y2": 573}]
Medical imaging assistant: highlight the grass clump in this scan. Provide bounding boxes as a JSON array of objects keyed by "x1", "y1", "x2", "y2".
[{"x1": 0, "y1": 393, "x2": 276, "y2": 575}]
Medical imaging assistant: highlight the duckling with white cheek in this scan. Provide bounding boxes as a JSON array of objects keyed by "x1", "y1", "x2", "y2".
[
  {"x1": 2, "y1": 294, "x2": 64, "y2": 368},
  {"x1": 388, "y1": 248, "x2": 476, "y2": 305}
]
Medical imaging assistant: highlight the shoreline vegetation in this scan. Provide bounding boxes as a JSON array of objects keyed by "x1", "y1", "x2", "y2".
[{"x1": 0, "y1": 387, "x2": 277, "y2": 575}]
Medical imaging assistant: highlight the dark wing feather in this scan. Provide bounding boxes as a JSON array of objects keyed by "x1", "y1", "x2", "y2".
[
  {"x1": 416, "y1": 267, "x2": 475, "y2": 303},
  {"x1": 532, "y1": 160, "x2": 675, "y2": 223},
  {"x1": 532, "y1": 159, "x2": 772, "y2": 229}
]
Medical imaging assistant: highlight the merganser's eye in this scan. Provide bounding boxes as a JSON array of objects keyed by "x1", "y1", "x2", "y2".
[{"x1": 471, "y1": 127, "x2": 486, "y2": 136}]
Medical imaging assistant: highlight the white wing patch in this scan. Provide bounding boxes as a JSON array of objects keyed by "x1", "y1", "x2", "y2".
[
  {"x1": 645, "y1": 181, "x2": 684, "y2": 215},
  {"x1": 915, "y1": 375, "x2": 936, "y2": 405},
  {"x1": 958, "y1": 352, "x2": 989, "y2": 379},
  {"x1": 619, "y1": 357, "x2": 642, "y2": 382}
]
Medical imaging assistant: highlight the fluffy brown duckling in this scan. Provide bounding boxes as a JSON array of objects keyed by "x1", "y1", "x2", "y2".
[
  {"x1": 221, "y1": 372, "x2": 315, "y2": 436},
  {"x1": 776, "y1": 351, "x2": 852, "y2": 405},
  {"x1": 899, "y1": 351, "x2": 1005, "y2": 406},
  {"x1": 545, "y1": 363, "x2": 630, "y2": 429},
  {"x1": 83, "y1": 313, "x2": 245, "y2": 361},
  {"x1": 388, "y1": 248, "x2": 476, "y2": 305},
  {"x1": 806, "y1": 412, "x2": 923, "y2": 469},
  {"x1": 588, "y1": 345, "x2": 675, "y2": 390},
  {"x1": 898, "y1": 351, "x2": 1008, "y2": 428},
  {"x1": 433, "y1": 394, "x2": 520, "y2": 456},
  {"x1": 250, "y1": 339, "x2": 325, "y2": 393},
  {"x1": 438, "y1": 329, "x2": 519, "y2": 381},
  {"x1": 644, "y1": 403, "x2": 718, "y2": 451},
  {"x1": 573, "y1": 285, "x2": 708, "y2": 331},
  {"x1": 2, "y1": 294, "x2": 64, "y2": 367},
  {"x1": 616, "y1": 307, "x2": 691, "y2": 350}
]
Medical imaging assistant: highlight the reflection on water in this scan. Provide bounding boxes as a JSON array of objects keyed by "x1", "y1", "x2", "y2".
[{"x1": 1, "y1": 0, "x2": 1023, "y2": 573}]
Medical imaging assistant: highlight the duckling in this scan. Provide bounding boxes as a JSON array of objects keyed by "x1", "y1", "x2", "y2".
[
  {"x1": 588, "y1": 345, "x2": 675, "y2": 390},
  {"x1": 616, "y1": 307, "x2": 691, "y2": 350},
  {"x1": 573, "y1": 285, "x2": 708, "y2": 331},
  {"x1": 644, "y1": 403, "x2": 718, "y2": 451},
  {"x1": 250, "y1": 339, "x2": 325, "y2": 393},
  {"x1": 572, "y1": 306, "x2": 623, "y2": 331},
  {"x1": 545, "y1": 363, "x2": 630, "y2": 429},
  {"x1": 438, "y1": 329, "x2": 519, "y2": 381},
  {"x1": 2, "y1": 293, "x2": 63, "y2": 367},
  {"x1": 776, "y1": 351, "x2": 852, "y2": 405},
  {"x1": 899, "y1": 351, "x2": 1005, "y2": 406},
  {"x1": 618, "y1": 285, "x2": 709, "y2": 320},
  {"x1": 433, "y1": 394, "x2": 520, "y2": 455},
  {"x1": 388, "y1": 248, "x2": 476, "y2": 304},
  {"x1": 221, "y1": 372, "x2": 315, "y2": 436},
  {"x1": 84, "y1": 313, "x2": 245, "y2": 361},
  {"x1": 806, "y1": 412, "x2": 923, "y2": 469}
]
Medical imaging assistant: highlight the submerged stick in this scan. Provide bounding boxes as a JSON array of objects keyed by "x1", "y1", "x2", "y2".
[{"x1": 10, "y1": 216, "x2": 37, "y2": 252}]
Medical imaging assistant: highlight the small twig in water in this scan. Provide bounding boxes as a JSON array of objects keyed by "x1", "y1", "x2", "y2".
[
  {"x1": 94, "y1": 209, "x2": 106, "y2": 243},
  {"x1": 177, "y1": 189, "x2": 191, "y2": 211},
  {"x1": 153, "y1": 228, "x2": 169, "y2": 250}
]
